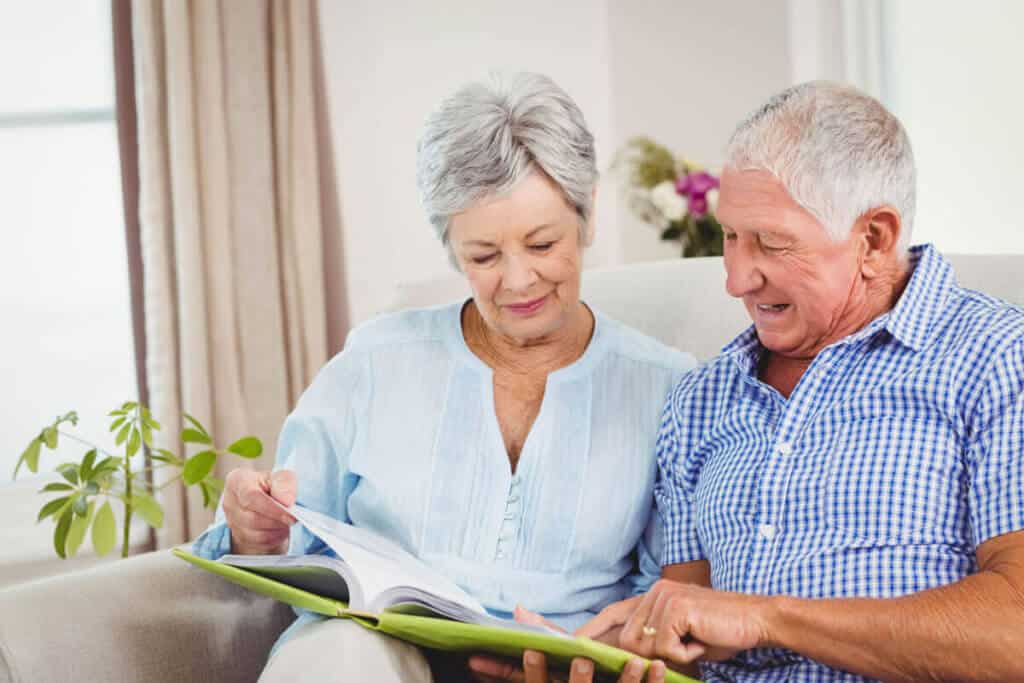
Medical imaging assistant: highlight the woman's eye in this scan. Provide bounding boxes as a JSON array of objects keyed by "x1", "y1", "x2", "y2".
[
  {"x1": 724, "y1": 232, "x2": 737, "y2": 241},
  {"x1": 471, "y1": 254, "x2": 497, "y2": 265},
  {"x1": 530, "y1": 242, "x2": 554, "y2": 252}
]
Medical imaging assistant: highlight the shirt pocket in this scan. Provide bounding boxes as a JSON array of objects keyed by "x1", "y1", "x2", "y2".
[{"x1": 822, "y1": 415, "x2": 966, "y2": 541}]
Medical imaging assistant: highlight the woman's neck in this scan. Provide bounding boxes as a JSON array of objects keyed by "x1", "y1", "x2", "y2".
[{"x1": 462, "y1": 301, "x2": 594, "y2": 376}]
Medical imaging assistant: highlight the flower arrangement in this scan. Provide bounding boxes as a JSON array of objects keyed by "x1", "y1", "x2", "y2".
[{"x1": 614, "y1": 137, "x2": 724, "y2": 257}]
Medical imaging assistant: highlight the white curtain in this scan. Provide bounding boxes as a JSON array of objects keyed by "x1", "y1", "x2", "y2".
[{"x1": 130, "y1": 0, "x2": 344, "y2": 546}]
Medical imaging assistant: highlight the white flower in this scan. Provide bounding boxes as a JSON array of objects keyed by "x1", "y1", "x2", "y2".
[
  {"x1": 649, "y1": 180, "x2": 686, "y2": 222},
  {"x1": 705, "y1": 187, "x2": 719, "y2": 214}
]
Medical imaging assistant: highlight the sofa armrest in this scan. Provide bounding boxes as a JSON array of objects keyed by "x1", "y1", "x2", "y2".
[{"x1": 0, "y1": 548, "x2": 294, "y2": 683}]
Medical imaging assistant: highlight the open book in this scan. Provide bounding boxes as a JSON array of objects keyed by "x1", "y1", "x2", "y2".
[{"x1": 174, "y1": 504, "x2": 696, "y2": 683}]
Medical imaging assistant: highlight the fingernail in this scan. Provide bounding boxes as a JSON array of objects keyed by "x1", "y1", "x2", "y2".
[
  {"x1": 574, "y1": 659, "x2": 592, "y2": 674},
  {"x1": 525, "y1": 651, "x2": 542, "y2": 666}
]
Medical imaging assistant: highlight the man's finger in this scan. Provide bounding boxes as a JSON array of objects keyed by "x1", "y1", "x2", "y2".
[
  {"x1": 576, "y1": 596, "x2": 642, "y2": 639},
  {"x1": 619, "y1": 590, "x2": 659, "y2": 657}
]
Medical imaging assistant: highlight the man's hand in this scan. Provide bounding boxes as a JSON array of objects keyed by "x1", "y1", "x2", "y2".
[{"x1": 578, "y1": 580, "x2": 772, "y2": 665}]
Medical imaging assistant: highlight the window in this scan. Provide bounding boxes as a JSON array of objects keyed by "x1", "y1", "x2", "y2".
[{"x1": 0, "y1": 1, "x2": 140, "y2": 577}]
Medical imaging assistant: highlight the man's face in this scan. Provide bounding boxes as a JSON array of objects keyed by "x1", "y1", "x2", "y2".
[{"x1": 717, "y1": 168, "x2": 868, "y2": 361}]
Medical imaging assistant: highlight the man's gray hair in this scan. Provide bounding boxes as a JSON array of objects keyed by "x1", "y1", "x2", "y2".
[
  {"x1": 416, "y1": 71, "x2": 598, "y2": 247},
  {"x1": 726, "y1": 81, "x2": 916, "y2": 251}
]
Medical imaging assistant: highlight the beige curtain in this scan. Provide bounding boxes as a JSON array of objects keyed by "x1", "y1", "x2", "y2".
[{"x1": 128, "y1": 0, "x2": 347, "y2": 547}]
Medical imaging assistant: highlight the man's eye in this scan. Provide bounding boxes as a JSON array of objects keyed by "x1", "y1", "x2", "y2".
[
  {"x1": 530, "y1": 242, "x2": 554, "y2": 252},
  {"x1": 724, "y1": 232, "x2": 737, "y2": 241}
]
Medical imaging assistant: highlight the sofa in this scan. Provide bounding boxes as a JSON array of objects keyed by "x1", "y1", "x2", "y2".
[{"x1": 1, "y1": 253, "x2": 1021, "y2": 683}]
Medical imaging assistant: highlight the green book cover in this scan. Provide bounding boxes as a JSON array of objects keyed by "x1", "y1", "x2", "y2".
[{"x1": 174, "y1": 548, "x2": 698, "y2": 682}]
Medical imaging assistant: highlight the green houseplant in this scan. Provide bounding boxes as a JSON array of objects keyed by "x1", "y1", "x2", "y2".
[{"x1": 12, "y1": 402, "x2": 263, "y2": 559}]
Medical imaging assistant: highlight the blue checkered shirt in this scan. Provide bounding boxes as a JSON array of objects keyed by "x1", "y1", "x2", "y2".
[{"x1": 655, "y1": 245, "x2": 1024, "y2": 682}]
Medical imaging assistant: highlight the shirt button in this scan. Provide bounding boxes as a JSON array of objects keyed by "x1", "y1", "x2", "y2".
[
  {"x1": 759, "y1": 523, "x2": 778, "y2": 540},
  {"x1": 776, "y1": 441, "x2": 793, "y2": 456}
]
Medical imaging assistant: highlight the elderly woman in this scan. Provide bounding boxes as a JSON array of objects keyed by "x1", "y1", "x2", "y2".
[{"x1": 193, "y1": 72, "x2": 694, "y2": 682}]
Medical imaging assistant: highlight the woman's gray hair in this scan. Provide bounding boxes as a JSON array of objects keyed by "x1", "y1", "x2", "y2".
[
  {"x1": 726, "y1": 81, "x2": 916, "y2": 251},
  {"x1": 416, "y1": 71, "x2": 598, "y2": 249}
]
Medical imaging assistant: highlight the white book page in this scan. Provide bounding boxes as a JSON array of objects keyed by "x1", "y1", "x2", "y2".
[{"x1": 281, "y1": 503, "x2": 488, "y2": 615}]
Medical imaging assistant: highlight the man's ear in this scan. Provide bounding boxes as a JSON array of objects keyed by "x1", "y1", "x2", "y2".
[{"x1": 859, "y1": 205, "x2": 902, "y2": 278}]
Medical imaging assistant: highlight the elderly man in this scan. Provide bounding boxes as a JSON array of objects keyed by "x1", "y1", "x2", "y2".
[{"x1": 476, "y1": 81, "x2": 1024, "y2": 682}]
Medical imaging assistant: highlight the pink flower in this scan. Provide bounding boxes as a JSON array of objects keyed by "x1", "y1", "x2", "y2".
[{"x1": 674, "y1": 171, "x2": 720, "y2": 217}]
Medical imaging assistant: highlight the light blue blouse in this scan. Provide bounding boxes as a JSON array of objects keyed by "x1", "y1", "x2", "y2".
[{"x1": 194, "y1": 301, "x2": 694, "y2": 647}]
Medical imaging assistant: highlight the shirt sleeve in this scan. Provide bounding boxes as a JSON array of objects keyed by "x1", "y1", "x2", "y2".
[
  {"x1": 966, "y1": 334, "x2": 1024, "y2": 547},
  {"x1": 191, "y1": 347, "x2": 371, "y2": 560},
  {"x1": 625, "y1": 502, "x2": 665, "y2": 596},
  {"x1": 654, "y1": 379, "x2": 705, "y2": 566}
]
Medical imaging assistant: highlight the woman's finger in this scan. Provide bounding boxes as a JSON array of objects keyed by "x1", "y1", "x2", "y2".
[
  {"x1": 523, "y1": 650, "x2": 550, "y2": 683},
  {"x1": 466, "y1": 655, "x2": 525, "y2": 682},
  {"x1": 576, "y1": 596, "x2": 642, "y2": 640}
]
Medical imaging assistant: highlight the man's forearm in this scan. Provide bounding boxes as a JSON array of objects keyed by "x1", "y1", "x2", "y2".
[{"x1": 764, "y1": 570, "x2": 1024, "y2": 682}]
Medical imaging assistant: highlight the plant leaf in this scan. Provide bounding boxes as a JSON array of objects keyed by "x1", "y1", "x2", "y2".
[
  {"x1": 13, "y1": 438, "x2": 43, "y2": 478},
  {"x1": 109, "y1": 416, "x2": 127, "y2": 432},
  {"x1": 54, "y1": 508, "x2": 73, "y2": 559},
  {"x1": 145, "y1": 417, "x2": 162, "y2": 430},
  {"x1": 72, "y1": 494, "x2": 88, "y2": 517},
  {"x1": 181, "y1": 428, "x2": 212, "y2": 445},
  {"x1": 108, "y1": 409, "x2": 127, "y2": 417},
  {"x1": 198, "y1": 481, "x2": 212, "y2": 507},
  {"x1": 115, "y1": 422, "x2": 131, "y2": 446},
  {"x1": 141, "y1": 423, "x2": 153, "y2": 447},
  {"x1": 132, "y1": 492, "x2": 164, "y2": 529},
  {"x1": 226, "y1": 436, "x2": 262, "y2": 459},
  {"x1": 66, "y1": 501, "x2": 95, "y2": 557},
  {"x1": 42, "y1": 426, "x2": 58, "y2": 449},
  {"x1": 183, "y1": 450, "x2": 216, "y2": 485},
  {"x1": 40, "y1": 482, "x2": 74, "y2": 493},
  {"x1": 58, "y1": 464, "x2": 79, "y2": 486},
  {"x1": 80, "y1": 449, "x2": 97, "y2": 480},
  {"x1": 126, "y1": 428, "x2": 141, "y2": 458},
  {"x1": 92, "y1": 501, "x2": 117, "y2": 557},
  {"x1": 184, "y1": 413, "x2": 210, "y2": 439},
  {"x1": 121, "y1": 401, "x2": 138, "y2": 411},
  {"x1": 150, "y1": 449, "x2": 182, "y2": 465},
  {"x1": 83, "y1": 480, "x2": 100, "y2": 495},
  {"x1": 37, "y1": 495, "x2": 72, "y2": 522}
]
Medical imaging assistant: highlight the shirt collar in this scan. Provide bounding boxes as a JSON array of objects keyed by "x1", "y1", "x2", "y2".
[{"x1": 720, "y1": 244, "x2": 954, "y2": 366}]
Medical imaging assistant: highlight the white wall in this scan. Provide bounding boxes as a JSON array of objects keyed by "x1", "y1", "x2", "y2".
[
  {"x1": 317, "y1": 0, "x2": 794, "y2": 324},
  {"x1": 317, "y1": 0, "x2": 618, "y2": 324},
  {"x1": 608, "y1": 0, "x2": 792, "y2": 263},
  {"x1": 882, "y1": 1, "x2": 1024, "y2": 254}
]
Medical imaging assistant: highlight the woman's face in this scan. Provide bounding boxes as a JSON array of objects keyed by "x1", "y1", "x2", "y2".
[{"x1": 448, "y1": 170, "x2": 590, "y2": 346}]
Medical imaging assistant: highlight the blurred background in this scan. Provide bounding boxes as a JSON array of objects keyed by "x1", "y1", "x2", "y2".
[{"x1": 1, "y1": 0, "x2": 1022, "y2": 583}]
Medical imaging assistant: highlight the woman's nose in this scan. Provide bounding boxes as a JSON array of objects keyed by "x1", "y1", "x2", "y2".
[{"x1": 502, "y1": 252, "x2": 539, "y2": 292}]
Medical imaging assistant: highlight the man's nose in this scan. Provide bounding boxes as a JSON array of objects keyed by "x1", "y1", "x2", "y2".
[{"x1": 725, "y1": 248, "x2": 765, "y2": 298}]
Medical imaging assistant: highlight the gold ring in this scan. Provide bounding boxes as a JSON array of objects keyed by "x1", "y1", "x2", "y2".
[{"x1": 642, "y1": 625, "x2": 657, "y2": 637}]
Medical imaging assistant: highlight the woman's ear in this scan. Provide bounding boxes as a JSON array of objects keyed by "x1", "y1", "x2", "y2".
[
  {"x1": 582, "y1": 186, "x2": 598, "y2": 247},
  {"x1": 859, "y1": 205, "x2": 902, "y2": 278}
]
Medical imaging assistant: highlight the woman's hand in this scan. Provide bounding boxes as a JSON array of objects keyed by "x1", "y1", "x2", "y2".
[{"x1": 223, "y1": 468, "x2": 297, "y2": 554}]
